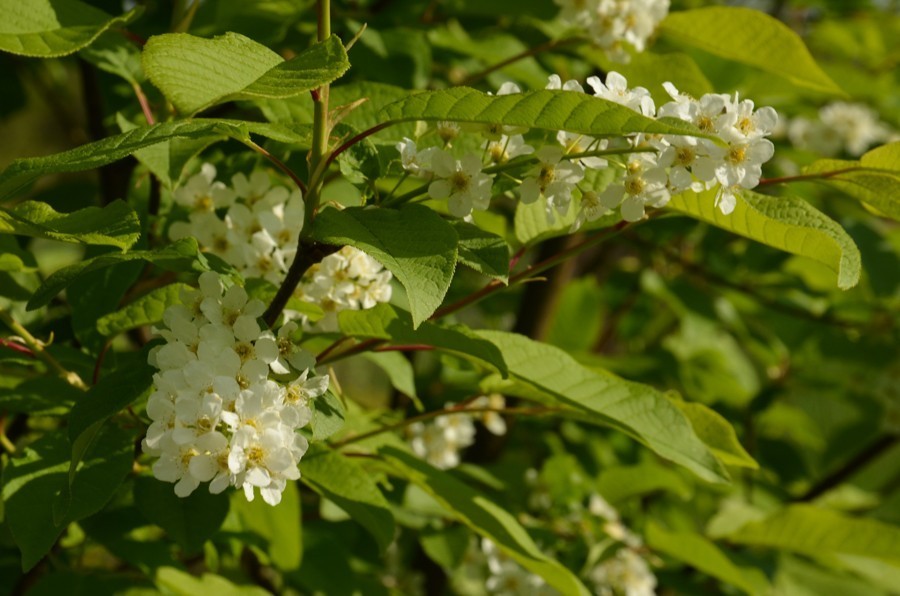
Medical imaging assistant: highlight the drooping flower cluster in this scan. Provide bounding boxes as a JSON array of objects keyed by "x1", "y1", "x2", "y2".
[
  {"x1": 143, "y1": 271, "x2": 329, "y2": 505},
  {"x1": 469, "y1": 538, "x2": 555, "y2": 596},
  {"x1": 294, "y1": 246, "x2": 393, "y2": 332},
  {"x1": 397, "y1": 73, "x2": 777, "y2": 229},
  {"x1": 169, "y1": 164, "x2": 304, "y2": 284},
  {"x1": 554, "y1": 0, "x2": 671, "y2": 63},
  {"x1": 407, "y1": 395, "x2": 507, "y2": 469},
  {"x1": 787, "y1": 101, "x2": 893, "y2": 157}
]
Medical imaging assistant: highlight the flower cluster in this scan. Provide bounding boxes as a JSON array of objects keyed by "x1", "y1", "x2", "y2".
[
  {"x1": 407, "y1": 395, "x2": 507, "y2": 470},
  {"x1": 787, "y1": 101, "x2": 893, "y2": 157},
  {"x1": 554, "y1": 0, "x2": 670, "y2": 62},
  {"x1": 294, "y1": 246, "x2": 393, "y2": 332},
  {"x1": 397, "y1": 73, "x2": 777, "y2": 229},
  {"x1": 143, "y1": 272, "x2": 329, "y2": 505},
  {"x1": 169, "y1": 164, "x2": 304, "y2": 284}
]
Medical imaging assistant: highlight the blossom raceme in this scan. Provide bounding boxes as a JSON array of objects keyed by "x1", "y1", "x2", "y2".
[
  {"x1": 169, "y1": 165, "x2": 304, "y2": 284},
  {"x1": 144, "y1": 271, "x2": 329, "y2": 505}
]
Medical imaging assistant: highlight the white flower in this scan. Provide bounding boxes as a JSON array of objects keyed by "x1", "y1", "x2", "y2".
[
  {"x1": 231, "y1": 170, "x2": 290, "y2": 211},
  {"x1": 396, "y1": 137, "x2": 438, "y2": 175},
  {"x1": 295, "y1": 246, "x2": 393, "y2": 332},
  {"x1": 519, "y1": 146, "x2": 585, "y2": 221},
  {"x1": 428, "y1": 150, "x2": 494, "y2": 218},
  {"x1": 469, "y1": 394, "x2": 507, "y2": 435},
  {"x1": 587, "y1": 72, "x2": 655, "y2": 116},
  {"x1": 146, "y1": 270, "x2": 321, "y2": 505},
  {"x1": 408, "y1": 403, "x2": 477, "y2": 470},
  {"x1": 557, "y1": 0, "x2": 670, "y2": 63},
  {"x1": 598, "y1": 153, "x2": 670, "y2": 222},
  {"x1": 557, "y1": 130, "x2": 608, "y2": 169},
  {"x1": 545, "y1": 74, "x2": 586, "y2": 93},
  {"x1": 570, "y1": 190, "x2": 609, "y2": 232},
  {"x1": 589, "y1": 549, "x2": 657, "y2": 596},
  {"x1": 173, "y1": 163, "x2": 236, "y2": 213},
  {"x1": 485, "y1": 134, "x2": 534, "y2": 165}
]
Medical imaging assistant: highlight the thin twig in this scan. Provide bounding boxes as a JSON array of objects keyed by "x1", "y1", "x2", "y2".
[
  {"x1": 432, "y1": 220, "x2": 630, "y2": 320},
  {"x1": 132, "y1": 82, "x2": 156, "y2": 125},
  {"x1": 0, "y1": 337, "x2": 35, "y2": 358},
  {"x1": 332, "y1": 404, "x2": 561, "y2": 448},
  {"x1": 758, "y1": 167, "x2": 863, "y2": 187},
  {"x1": 459, "y1": 37, "x2": 586, "y2": 86},
  {"x1": 241, "y1": 138, "x2": 308, "y2": 195},
  {"x1": 0, "y1": 309, "x2": 87, "y2": 390},
  {"x1": 262, "y1": 242, "x2": 337, "y2": 328}
]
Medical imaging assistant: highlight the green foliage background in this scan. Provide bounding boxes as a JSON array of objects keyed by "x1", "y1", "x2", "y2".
[{"x1": 0, "y1": 0, "x2": 899, "y2": 594}]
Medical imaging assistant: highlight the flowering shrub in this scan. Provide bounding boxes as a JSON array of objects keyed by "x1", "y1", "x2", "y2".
[{"x1": 0, "y1": 0, "x2": 898, "y2": 594}]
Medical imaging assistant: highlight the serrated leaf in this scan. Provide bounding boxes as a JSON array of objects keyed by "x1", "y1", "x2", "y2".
[
  {"x1": 0, "y1": 119, "x2": 310, "y2": 200},
  {"x1": 28, "y1": 237, "x2": 235, "y2": 310},
  {"x1": 2, "y1": 426, "x2": 135, "y2": 570},
  {"x1": 379, "y1": 87, "x2": 707, "y2": 137},
  {"x1": 477, "y1": 330, "x2": 728, "y2": 483},
  {"x1": 231, "y1": 482, "x2": 301, "y2": 571},
  {"x1": 451, "y1": 220, "x2": 509, "y2": 281},
  {"x1": 667, "y1": 189, "x2": 861, "y2": 290},
  {"x1": 133, "y1": 476, "x2": 229, "y2": 555},
  {"x1": 660, "y1": 7, "x2": 843, "y2": 95},
  {"x1": 301, "y1": 444, "x2": 394, "y2": 552},
  {"x1": 0, "y1": 200, "x2": 139, "y2": 249},
  {"x1": 728, "y1": 505, "x2": 900, "y2": 565},
  {"x1": 96, "y1": 283, "x2": 190, "y2": 337},
  {"x1": 338, "y1": 303, "x2": 507, "y2": 376},
  {"x1": 674, "y1": 400, "x2": 758, "y2": 469},
  {"x1": 79, "y1": 31, "x2": 143, "y2": 85},
  {"x1": 117, "y1": 114, "x2": 223, "y2": 189},
  {"x1": 0, "y1": 0, "x2": 141, "y2": 58},
  {"x1": 646, "y1": 522, "x2": 768, "y2": 595},
  {"x1": 143, "y1": 33, "x2": 349, "y2": 115},
  {"x1": 380, "y1": 446, "x2": 590, "y2": 595},
  {"x1": 313, "y1": 205, "x2": 458, "y2": 327},
  {"x1": 804, "y1": 154, "x2": 900, "y2": 222}
]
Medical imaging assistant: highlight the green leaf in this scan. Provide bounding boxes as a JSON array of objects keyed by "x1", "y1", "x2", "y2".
[
  {"x1": 646, "y1": 522, "x2": 769, "y2": 595},
  {"x1": 231, "y1": 482, "x2": 301, "y2": 571},
  {"x1": 361, "y1": 351, "x2": 423, "y2": 411},
  {"x1": 0, "y1": 119, "x2": 310, "y2": 200},
  {"x1": 79, "y1": 32, "x2": 143, "y2": 85},
  {"x1": 380, "y1": 446, "x2": 590, "y2": 595},
  {"x1": 57, "y1": 362, "x2": 154, "y2": 522},
  {"x1": 96, "y1": 283, "x2": 191, "y2": 337},
  {"x1": 0, "y1": 200, "x2": 140, "y2": 249},
  {"x1": 28, "y1": 237, "x2": 233, "y2": 310},
  {"x1": 155, "y1": 567, "x2": 270, "y2": 596},
  {"x1": 659, "y1": 6, "x2": 843, "y2": 95},
  {"x1": 133, "y1": 476, "x2": 229, "y2": 555},
  {"x1": 2, "y1": 426, "x2": 135, "y2": 570},
  {"x1": 804, "y1": 157, "x2": 900, "y2": 222},
  {"x1": 674, "y1": 400, "x2": 758, "y2": 469},
  {"x1": 667, "y1": 189, "x2": 861, "y2": 290},
  {"x1": 142, "y1": 33, "x2": 349, "y2": 115},
  {"x1": 378, "y1": 87, "x2": 707, "y2": 137},
  {"x1": 477, "y1": 330, "x2": 728, "y2": 483},
  {"x1": 311, "y1": 391, "x2": 345, "y2": 441},
  {"x1": 451, "y1": 220, "x2": 509, "y2": 281},
  {"x1": 0, "y1": 377, "x2": 79, "y2": 416},
  {"x1": 597, "y1": 462, "x2": 693, "y2": 503},
  {"x1": 728, "y1": 505, "x2": 900, "y2": 566},
  {"x1": 0, "y1": 0, "x2": 141, "y2": 58},
  {"x1": 301, "y1": 444, "x2": 395, "y2": 552},
  {"x1": 117, "y1": 113, "x2": 223, "y2": 190},
  {"x1": 313, "y1": 205, "x2": 458, "y2": 327},
  {"x1": 338, "y1": 303, "x2": 508, "y2": 376}
]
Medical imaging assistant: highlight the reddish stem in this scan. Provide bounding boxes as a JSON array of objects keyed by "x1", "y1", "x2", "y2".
[
  {"x1": 372, "y1": 344, "x2": 435, "y2": 353},
  {"x1": 324, "y1": 122, "x2": 392, "y2": 171},
  {"x1": 0, "y1": 338, "x2": 35, "y2": 358},
  {"x1": 132, "y1": 83, "x2": 155, "y2": 125}
]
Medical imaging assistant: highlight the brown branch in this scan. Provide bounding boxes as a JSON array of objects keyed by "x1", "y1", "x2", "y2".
[
  {"x1": 262, "y1": 241, "x2": 337, "y2": 328},
  {"x1": 459, "y1": 37, "x2": 586, "y2": 86},
  {"x1": 797, "y1": 435, "x2": 899, "y2": 502}
]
